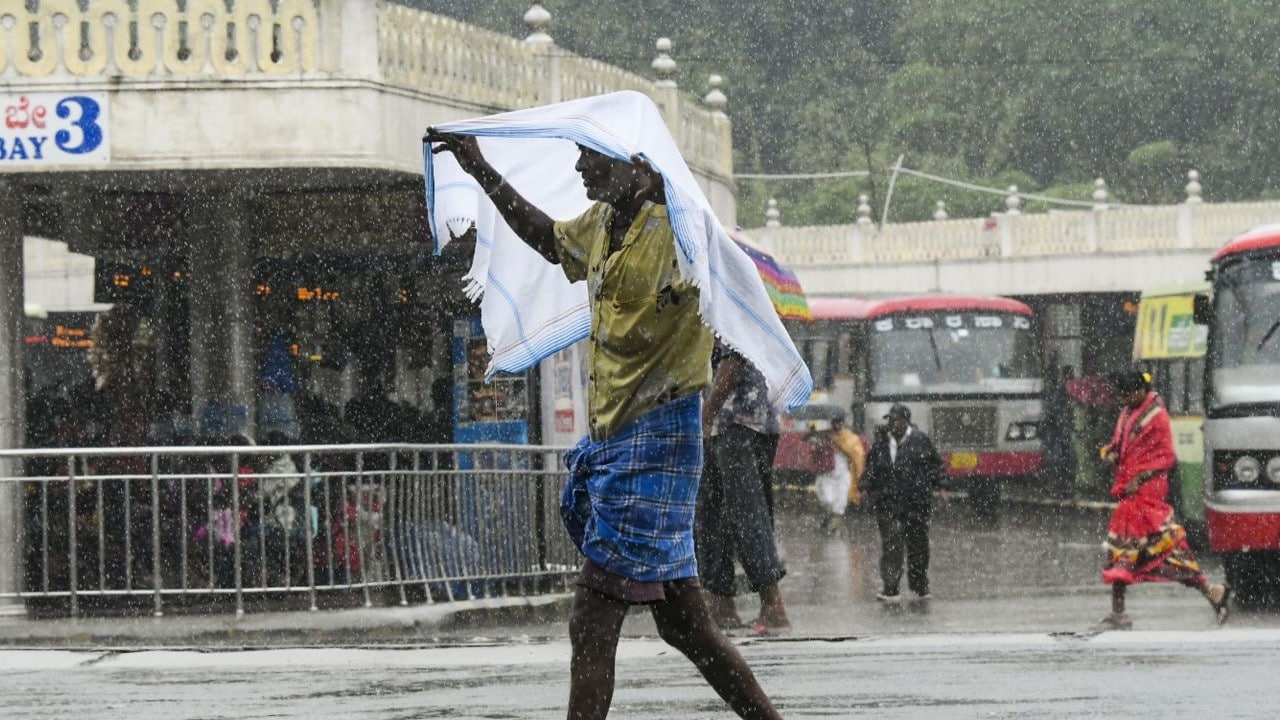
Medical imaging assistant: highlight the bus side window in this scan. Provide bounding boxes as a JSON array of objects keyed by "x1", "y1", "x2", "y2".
[
  {"x1": 837, "y1": 332, "x2": 852, "y2": 376},
  {"x1": 1188, "y1": 358, "x2": 1205, "y2": 414},
  {"x1": 1149, "y1": 364, "x2": 1170, "y2": 406},
  {"x1": 807, "y1": 339, "x2": 833, "y2": 390},
  {"x1": 837, "y1": 331, "x2": 855, "y2": 394},
  {"x1": 1168, "y1": 360, "x2": 1188, "y2": 415}
]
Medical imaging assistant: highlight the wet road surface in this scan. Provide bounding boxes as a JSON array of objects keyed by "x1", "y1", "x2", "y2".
[
  {"x1": 4, "y1": 493, "x2": 1279, "y2": 718},
  {"x1": 4, "y1": 632, "x2": 1279, "y2": 718},
  {"x1": 637, "y1": 491, "x2": 1243, "y2": 638}
]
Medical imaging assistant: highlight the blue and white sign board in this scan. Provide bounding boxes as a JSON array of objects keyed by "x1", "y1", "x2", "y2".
[{"x1": 1, "y1": 93, "x2": 109, "y2": 166}]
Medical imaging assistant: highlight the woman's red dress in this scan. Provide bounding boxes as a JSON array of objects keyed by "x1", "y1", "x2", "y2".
[{"x1": 1101, "y1": 391, "x2": 1207, "y2": 587}]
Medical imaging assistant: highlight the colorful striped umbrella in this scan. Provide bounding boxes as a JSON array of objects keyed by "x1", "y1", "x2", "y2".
[{"x1": 727, "y1": 227, "x2": 812, "y2": 321}]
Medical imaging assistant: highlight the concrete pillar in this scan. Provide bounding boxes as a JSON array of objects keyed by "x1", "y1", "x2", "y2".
[
  {"x1": 1084, "y1": 210, "x2": 1100, "y2": 253},
  {"x1": 998, "y1": 213, "x2": 1014, "y2": 257},
  {"x1": 849, "y1": 226, "x2": 866, "y2": 264},
  {"x1": 0, "y1": 178, "x2": 26, "y2": 614},
  {"x1": 1177, "y1": 204, "x2": 1194, "y2": 249},
  {"x1": 187, "y1": 188, "x2": 255, "y2": 439},
  {"x1": 650, "y1": 38, "x2": 680, "y2": 131},
  {"x1": 318, "y1": 0, "x2": 379, "y2": 77}
]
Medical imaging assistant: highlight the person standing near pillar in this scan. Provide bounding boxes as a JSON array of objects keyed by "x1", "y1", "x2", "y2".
[
  {"x1": 85, "y1": 307, "x2": 157, "y2": 588},
  {"x1": 697, "y1": 341, "x2": 791, "y2": 636}
]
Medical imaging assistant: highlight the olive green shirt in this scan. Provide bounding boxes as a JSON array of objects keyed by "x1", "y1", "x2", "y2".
[{"x1": 554, "y1": 201, "x2": 713, "y2": 440}]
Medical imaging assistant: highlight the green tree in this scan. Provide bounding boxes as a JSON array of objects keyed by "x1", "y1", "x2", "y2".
[{"x1": 406, "y1": 0, "x2": 1280, "y2": 221}]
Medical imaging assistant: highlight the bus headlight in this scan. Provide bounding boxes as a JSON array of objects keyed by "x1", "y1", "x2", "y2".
[
  {"x1": 1234, "y1": 456, "x2": 1262, "y2": 485},
  {"x1": 1267, "y1": 457, "x2": 1280, "y2": 486}
]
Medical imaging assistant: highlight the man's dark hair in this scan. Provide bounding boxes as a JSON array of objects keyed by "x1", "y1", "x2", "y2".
[{"x1": 1108, "y1": 368, "x2": 1150, "y2": 394}]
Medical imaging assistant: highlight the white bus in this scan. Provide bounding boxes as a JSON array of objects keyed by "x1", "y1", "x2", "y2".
[
  {"x1": 1200, "y1": 224, "x2": 1280, "y2": 604},
  {"x1": 776, "y1": 295, "x2": 1043, "y2": 508}
]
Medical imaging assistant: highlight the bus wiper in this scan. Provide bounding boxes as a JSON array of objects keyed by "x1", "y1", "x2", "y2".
[
  {"x1": 1258, "y1": 319, "x2": 1280, "y2": 351},
  {"x1": 926, "y1": 327, "x2": 943, "y2": 371}
]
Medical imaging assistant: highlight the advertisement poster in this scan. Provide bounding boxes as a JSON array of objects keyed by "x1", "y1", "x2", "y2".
[
  {"x1": 452, "y1": 316, "x2": 531, "y2": 452},
  {"x1": 540, "y1": 342, "x2": 589, "y2": 446}
]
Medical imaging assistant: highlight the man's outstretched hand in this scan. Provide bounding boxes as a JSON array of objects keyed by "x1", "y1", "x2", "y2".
[{"x1": 424, "y1": 129, "x2": 492, "y2": 182}]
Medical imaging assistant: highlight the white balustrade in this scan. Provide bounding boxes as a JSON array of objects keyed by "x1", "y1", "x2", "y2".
[
  {"x1": 758, "y1": 200, "x2": 1280, "y2": 267},
  {"x1": 379, "y1": 7, "x2": 546, "y2": 109},
  {"x1": 0, "y1": 0, "x2": 320, "y2": 77}
]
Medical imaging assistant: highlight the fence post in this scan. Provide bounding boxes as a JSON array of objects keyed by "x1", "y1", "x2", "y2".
[
  {"x1": 0, "y1": 178, "x2": 25, "y2": 616},
  {"x1": 151, "y1": 453, "x2": 164, "y2": 617},
  {"x1": 303, "y1": 452, "x2": 319, "y2": 612},
  {"x1": 233, "y1": 452, "x2": 244, "y2": 618}
]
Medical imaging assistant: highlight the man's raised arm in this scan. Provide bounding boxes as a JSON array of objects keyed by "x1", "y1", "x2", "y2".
[{"x1": 425, "y1": 130, "x2": 559, "y2": 264}]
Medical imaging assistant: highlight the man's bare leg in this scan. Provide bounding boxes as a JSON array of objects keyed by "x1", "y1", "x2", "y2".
[
  {"x1": 650, "y1": 583, "x2": 782, "y2": 719},
  {"x1": 567, "y1": 585, "x2": 630, "y2": 720}
]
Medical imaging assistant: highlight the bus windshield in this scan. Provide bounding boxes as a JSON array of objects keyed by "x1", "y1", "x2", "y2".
[
  {"x1": 1209, "y1": 257, "x2": 1280, "y2": 408},
  {"x1": 868, "y1": 312, "x2": 1040, "y2": 397}
]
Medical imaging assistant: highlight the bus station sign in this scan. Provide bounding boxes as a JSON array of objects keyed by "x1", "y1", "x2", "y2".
[{"x1": 1, "y1": 93, "x2": 109, "y2": 166}]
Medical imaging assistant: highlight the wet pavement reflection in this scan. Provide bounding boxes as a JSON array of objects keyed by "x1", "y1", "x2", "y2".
[{"x1": 612, "y1": 488, "x2": 1244, "y2": 637}]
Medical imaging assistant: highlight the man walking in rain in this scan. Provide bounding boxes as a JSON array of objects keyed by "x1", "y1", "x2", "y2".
[
  {"x1": 425, "y1": 92, "x2": 799, "y2": 720},
  {"x1": 862, "y1": 403, "x2": 946, "y2": 602}
]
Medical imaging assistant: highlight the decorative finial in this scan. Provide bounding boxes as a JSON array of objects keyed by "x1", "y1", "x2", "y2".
[
  {"x1": 703, "y1": 74, "x2": 727, "y2": 113},
  {"x1": 1092, "y1": 178, "x2": 1109, "y2": 211},
  {"x1": 1005, "y1": 185, "x2": 1022, "y2": 215},
  {"x1": 1185, "y1": 169, "x2": 1203, "y2": 204},
  {"x1": 856, "y1": 194, "x2": 872, "y2": 225},
  {"x1": 933, "y1": 201, "x2": 948, "y2": 221},
  {"x1": 523, "y1": 2, "x2": 552, "y2": 44},
  {"x1": 765, "y1": 198, "x2": 781, "y2": 227},
  {"x1": 652, "y1": 37, "x2": 677, "y2": 86}
]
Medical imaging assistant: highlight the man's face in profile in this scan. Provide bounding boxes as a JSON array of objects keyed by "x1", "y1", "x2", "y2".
[{"x1": 575, "y1": 145, "x2": 635, "y2": 204}]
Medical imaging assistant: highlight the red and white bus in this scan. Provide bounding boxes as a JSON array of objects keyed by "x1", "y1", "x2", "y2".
[
  {"x1": 777, "y1": 295, "x2": 1044, "y2": 506},
  {"x1": 1200, "y1": 224, "x2": 1280, "y2": 604}
]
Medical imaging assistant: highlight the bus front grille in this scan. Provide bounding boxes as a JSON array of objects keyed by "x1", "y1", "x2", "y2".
[{"x1": 930, "y1": 406, "x2": 996, "y2": 448}]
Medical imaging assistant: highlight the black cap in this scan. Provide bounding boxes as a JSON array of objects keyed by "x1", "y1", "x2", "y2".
[
  {"x1": 884, "y1": 403, "x2": 911, "y2": 421},
  {"x1": 1108, "y1": 368, "x2": 1151, "y2": 394}
]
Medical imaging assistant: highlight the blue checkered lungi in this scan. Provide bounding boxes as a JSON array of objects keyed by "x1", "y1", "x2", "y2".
[{"x1": 561, "y1": 394, "x2": 704, "y2": 582}]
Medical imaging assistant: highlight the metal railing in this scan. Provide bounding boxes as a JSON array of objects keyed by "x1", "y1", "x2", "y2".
[{"x1": 0, "y1": 443, "x2": 579, "y2": 617}]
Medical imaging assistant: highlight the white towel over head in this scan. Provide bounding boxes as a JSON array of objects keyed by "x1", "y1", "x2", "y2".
[{"x1": 423, "y1": 91, "x2": 812, "y2": 410}]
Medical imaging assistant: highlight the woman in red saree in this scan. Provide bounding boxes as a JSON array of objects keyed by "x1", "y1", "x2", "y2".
[{"x1": 1098, "y1": 369, "x2": 1230, "y2": 630}]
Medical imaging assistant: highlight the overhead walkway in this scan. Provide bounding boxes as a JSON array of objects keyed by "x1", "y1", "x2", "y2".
[{"x1": 747, "y1": 185, "x2": 1280, "y2": 296}]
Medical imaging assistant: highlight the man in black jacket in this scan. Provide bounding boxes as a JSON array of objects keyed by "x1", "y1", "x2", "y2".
[{"x1": 861, "y1": 404, "x2": 946, "y2": 601}]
